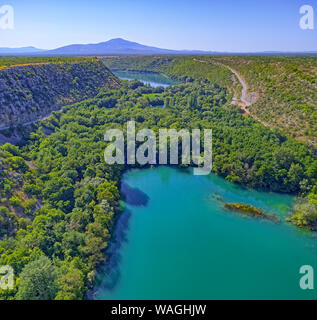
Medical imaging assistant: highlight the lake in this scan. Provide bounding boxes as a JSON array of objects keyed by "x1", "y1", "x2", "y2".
[
  {"x1": 94, "y1": 167, "x2": 317, "y2": 300},
  {"x1": 113, "y1": 71, "x2": 179, "y2": 88}
]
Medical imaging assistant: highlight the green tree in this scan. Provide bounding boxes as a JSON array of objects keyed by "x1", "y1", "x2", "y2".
[
  {"x1": 16, "y1": 256, "x2": 57, "y2": 300},
  {"x1": 55, "y1": 268, "x2": 84, "y2": 300}
]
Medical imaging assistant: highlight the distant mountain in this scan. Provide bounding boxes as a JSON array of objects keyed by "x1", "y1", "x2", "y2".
[
  {"x1": 42, "y1": 38, "x2": 213, "y2": 56},
  {"x1": 1, "y1": 40, "x2": 316, "y2": 56},
  {"x1": 0, "y1": 46, "x2": 44, "y2": 55}
]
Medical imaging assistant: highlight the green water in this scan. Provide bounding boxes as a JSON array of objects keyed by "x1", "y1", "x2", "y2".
[
  {"x1": 113, "y1": 71, "x2": 179, "y2": 87},
  {"x1": 95, "y1": 167, "x2": 317, "y2": 300}
]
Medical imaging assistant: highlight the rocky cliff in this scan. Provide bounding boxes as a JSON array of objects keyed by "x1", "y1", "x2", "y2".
[{"x1": 0, "y1": 60, "x2": 120, "y2": 129}]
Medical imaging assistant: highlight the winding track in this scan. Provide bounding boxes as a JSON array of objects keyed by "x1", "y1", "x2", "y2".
[
  {"x1": 193, "y1": 58, "x2": 252, "y2": 106},
  {"x1": 0, "y1": 112, "x2": 53, "y2": 131},
  {"x1": 227, "y1": 66, "x2": 251, "y2": 107},
  {"x1": 193, "y1": 58, "x2": 270, "y2": 127}
]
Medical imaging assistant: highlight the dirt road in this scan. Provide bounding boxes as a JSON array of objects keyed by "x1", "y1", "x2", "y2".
[{"x1": 193, "y1": 58, "x2": 270, "y2": 127}]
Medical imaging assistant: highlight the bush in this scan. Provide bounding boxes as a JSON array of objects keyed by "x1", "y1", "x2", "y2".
[
  {"x1": 9, "y1": 196, "x2": 22, "y2": 208},
  {"x1": 287, "y1": 202, "x2": 317, "y2": 230}
]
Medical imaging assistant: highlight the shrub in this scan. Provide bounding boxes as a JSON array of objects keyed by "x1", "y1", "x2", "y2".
[{"x1": 9, "y1": 196, "x2": 22, "y2": 208}]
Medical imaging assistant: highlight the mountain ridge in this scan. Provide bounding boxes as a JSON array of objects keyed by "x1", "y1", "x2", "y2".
[
  {"x1": 41, "y1": 38, "x2": 212, "y2": 55},
  {"x1": 1, "y1": 39, "x2": 317, "y2": 56},
  {"x1": 0, "y1": 46, "x2": 44, "y2": 54}
]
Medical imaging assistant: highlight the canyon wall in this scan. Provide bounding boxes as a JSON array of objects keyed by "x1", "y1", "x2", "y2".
[{"x1": 0, "y1": 60, "x2": 120, "y2": 129}]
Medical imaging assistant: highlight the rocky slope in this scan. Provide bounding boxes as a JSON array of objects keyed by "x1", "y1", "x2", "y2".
[{"x1": 0, "y1": 60, "x2": 120, "y2": 129}]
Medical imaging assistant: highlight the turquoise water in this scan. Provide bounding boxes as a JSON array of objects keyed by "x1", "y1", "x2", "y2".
[
  {"x1": 113, "y1": 71, "x2": 178, "y2": 88},
  {"x1": 95, "y1": 167, "x2": 317, "y2": 300}
]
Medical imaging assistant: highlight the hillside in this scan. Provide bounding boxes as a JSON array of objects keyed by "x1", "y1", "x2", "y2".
[
  {"x1": 0, "y1": 56, "x2": 94, "y2": 70},
  {"x1": 209, "y1": 56, "x2": 317, "y2": 146},
  {"x1": 104, "y1": 55, "x2": 317, "y2": 145},
  {"x1": 0, "y1": 58, "x2": 120, "y2": 130},
  {"x1": 0, "y1": 143, "x2": 40, "y2": 239},
  {"x1": 103, "y1": 56, "x2": 233, "y2": 87}
]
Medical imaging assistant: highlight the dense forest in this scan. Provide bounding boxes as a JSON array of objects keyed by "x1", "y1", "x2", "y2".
[{"x1": 0, "y1": 56, "x2": 316, "y2": 300}]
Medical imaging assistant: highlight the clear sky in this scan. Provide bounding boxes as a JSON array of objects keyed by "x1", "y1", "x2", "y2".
[{"x1": 1, "y1": 0, "x2": 317, "y2": 52}]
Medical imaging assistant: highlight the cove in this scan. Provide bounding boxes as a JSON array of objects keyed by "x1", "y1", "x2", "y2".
[
  {"x1": 113, "y1": 71, "x2": 178, "y2": 88},
  {"x1": 94, "y1": 167, "x2": 317, "y2": 300}
]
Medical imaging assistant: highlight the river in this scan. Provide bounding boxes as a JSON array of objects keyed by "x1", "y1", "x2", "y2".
[
  {"x1": 94, "y1": 167, "x2": 317, "y2": 300},
  {"x1": 113, "y1": 71, "x2": 179, "y2": 88}
]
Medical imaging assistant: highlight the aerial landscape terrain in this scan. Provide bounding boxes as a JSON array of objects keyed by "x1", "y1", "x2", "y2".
[
  {"x1": 0, "y1": 51, "x2": 316, "y2": 300},
  {"x1": 0, "y1": 0, "x2": 316, "y2": 303}
]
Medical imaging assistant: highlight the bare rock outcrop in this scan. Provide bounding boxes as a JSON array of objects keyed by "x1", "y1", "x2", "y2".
[{"x1": 0, "y1": 60, "x2": 120, "y2": 129}]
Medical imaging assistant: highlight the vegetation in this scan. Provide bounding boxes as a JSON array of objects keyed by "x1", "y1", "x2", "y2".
[
  {"x1": 0, "y1": 56, "x2": 96, "y2": 70},
  {"x1": 224, "y1": 203, "x2": 279, "y2": 222},
  {"x1": 209, "y1": 56, "x2": 317, "y2": 145},
  {"x1": 0, "y1": 58, "x2": 120, "y2": 131},
  {"x1": 287, "y1": 188, "x2": 317, "y2": 230},
  {"x1": 0, "y1": 55, "x2": 316, "y2": 299},
  {"x1": 104, "y1": 55, "x2": 317, "y2": 145},
  {"x1": 16, "y1": 256, "x2": 58, "y2": 300},
  {"x1": 103, "y1": 56, "x2": 233, "y2": 87},
  {"x1": 0, "y1": 143, "x2": 39, "y2": 238}
]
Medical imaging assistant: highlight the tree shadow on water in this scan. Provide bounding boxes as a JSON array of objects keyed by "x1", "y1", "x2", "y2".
[
  {"x1": 121, "y1": 182, "x2": 150, "y2": 207},
  {"x1": 92, "y1": 184, "x2": 150, "y2": 298},
  {"x1": 95, "y1": 208, "x2": 132, "y2": 294}
]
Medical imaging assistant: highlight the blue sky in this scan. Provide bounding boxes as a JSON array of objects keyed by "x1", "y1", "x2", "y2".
[{"x1": 1, "y1": 0, "x2": 317, "y2": 52}]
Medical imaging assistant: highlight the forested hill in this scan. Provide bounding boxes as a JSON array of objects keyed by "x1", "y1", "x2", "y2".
[
  {"x1": 103, "y1": 56, "x2": 233, "y2": 88},
  {"x1": 103, "y1": 55, "x2": 317, "y2": 146},
  {"x1": 0, "y1": 58, "x2": 120, "y2": 130},
  {"x1": 209, "y1": 56, "x2": 317, "y2": 146}
]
